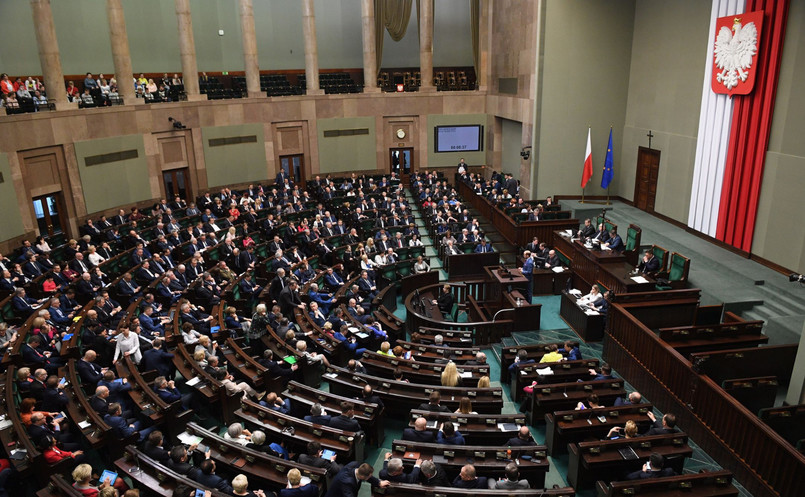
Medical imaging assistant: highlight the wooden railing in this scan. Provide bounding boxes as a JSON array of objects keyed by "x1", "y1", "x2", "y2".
[{"x1": 603, "y1": 299, "x2": 805, "y2": 497}]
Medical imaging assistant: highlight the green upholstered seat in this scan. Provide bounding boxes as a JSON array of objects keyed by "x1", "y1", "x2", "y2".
[{"x1": 651, "y1": 245, "x2": 669, "y2": 273}]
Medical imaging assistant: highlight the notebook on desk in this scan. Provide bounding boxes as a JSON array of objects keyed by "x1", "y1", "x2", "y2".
[{"x1": 618, "y1": 446, "x2": 639, "y2": 460}]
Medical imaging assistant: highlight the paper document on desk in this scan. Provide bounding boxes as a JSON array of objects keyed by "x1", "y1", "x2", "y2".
[
  {"x1": 585, "y1": 309, "x2": 600, "y2": 315},
  {"x1": 564, "y1": 230, "x2": 573, "y2": 237},
  {"x1": 460, "y1": 371, "x2": 473, "y2": 378},
  {"x1": 77, "y1": 420, "x2": 92, "y2": 429},
  {"x1": 600, "y1": 245, "x2": 611, "y2": 251},
  {"x1": 552, "y1": 267, "x2": 564, "y2": 273},
  {"x1": 498, "y1": 423, "x2": 520, "y2": 432},
  {"x1": 177, "y1": 431, "x2": 204, "y2": 446},
  {"x1": 568, "y1": 289, "x2": 582, "y2": 296},
  {"x1": 630, "y1": 276, "x2": 649, "y2": 283},
  {"x1": 186, "y1": 376, "x2": 202, "y2": 387},
  {"x1": 324, "y1": 372, "x2": 338, "y2": 379},
  {"x1": 536, "y1": 367, "x2": 554, "y2": 376}
]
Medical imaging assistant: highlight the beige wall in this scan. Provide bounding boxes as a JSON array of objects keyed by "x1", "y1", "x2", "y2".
[
  {"x1": 622, "y1": 0, "x2": 710, "y2": 221},
  {"x1": 0, "y1": 153, "x2": 26, "y2": 241},
  {"x1": 753, "y1": 0, "x2": 805, "y2": 273},
  {"x1": 316, "y1": 117, "x2": 377, "y2": 173},
  {"x1": 535, "y1": 0, "x2": 635, "y2": 200},
  {"x1": 202, "y1": 124, "x2": 268, "y2": 188},
  {"x1": 73, "y1": 134, "x2": 151, "y2": 214}
]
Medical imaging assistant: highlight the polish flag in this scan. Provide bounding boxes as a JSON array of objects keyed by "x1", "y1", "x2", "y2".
[{"x1": 581, "y1": 128, "x2": 593, "y2": 188}]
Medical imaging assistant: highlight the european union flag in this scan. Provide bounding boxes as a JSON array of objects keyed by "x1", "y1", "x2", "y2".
[{"x1": 601, "y1": 128, "x2": 614, "y2": 189}]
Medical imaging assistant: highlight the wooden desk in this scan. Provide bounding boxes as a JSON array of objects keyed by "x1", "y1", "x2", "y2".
[
  {"x1": 528, "y1": 378, "x2": 626, "y2": 425},
  {"x1": 360, "y1": 350, "x2": 489, "y2": 386},
  {"x1": 510, "y1": 359, "x2": 600, "y2": 403},
  {"x1": 552, "y1": 231, "x2": 625, "y2": 289},
  {"x1": 325, "y1": 366, "x2": 504, "y2": 415},
  {"x1": 502, "y1": 289, "x2": 543, "y2": 332},
  {"x1": 397, "y1": 340, "x2": 479, "y2": 363},
  {"x1": 116, "y1": 446, "x2": 230, "y2": 497},
  {"x1": 567, "y1": 433, "x2": 692, "y2": 489},
  {"x1": 374, "y1": 483, "x2": 575, "y2": 497},
  {"x1": 560, "y1": 291, "x2": 605, "y2": 342},
  {"x1": 283, "y1": 380, "x2": 384, "y2": 445},
  {"x1": 596, "y1": 470, "x2": 738, "y2": 497},
  {"x1": 408, "y1": 409, "x2": 526, "y2": 446},
  {"x1": 544, "y1": 404, "x2": 653, "y2": 456},
  {"x1": 598, "y1": 263, "x2": 658, "y2": 294},
  {"x1": 391, "y1": 439, "x2": 549, "y2": 489}
]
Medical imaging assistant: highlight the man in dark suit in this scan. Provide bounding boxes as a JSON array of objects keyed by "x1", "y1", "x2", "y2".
[
  {"x1": 604, "y1": 229, "x2": 624, "y2": 252},
  {"x1": 328, "y1": 402, "x2": 362, "y2": 432},
  {"x1": 592, "y1": 223, "x2": 610, "y2": 243},
  {"x1": 324, "y1": 461, "x2": 388, "y2": 497},
  {"x1": 76, "y1": 350, "x2": 105, "y2": 388},
  {"x1": 626, "y1": 452, "x2": 676, "y2": 480},
  {"x1": 12, "y1": 288, "x2": 42, "y2": 319},
  {"x1": 380, "y1": 454, "x2": 421, "y2": 483},
  {"x1": 488, "y1": 463, "x2": 530, "y2": 489},
  {"x1": 577, "y1": 218, "x2": 596, "y2": 239},
  {"x1": 359, "y1": 384, "x2": 384, "y2": 411},
  {"x1": 40, "y1": 376, "x2": 69, "y2": 412},
  {"x1": 417, "y1": 391, "x2": 451, "y2": 413},
  {"x1": 303, "y1": 403, "x2": 332, "y2": 425},
  {"x1": 141, "y1": 430, "x2": 170, "y2": 463},
  {"x1": 614, "y1": 391, "x2": 643, "y2": 407},
  {"x1": 258, "y1": 349, "x2": 298, "y2": 384},
  {"x1": 28, "y1": 369, "x2": 48, "y2": 402},
  {"x1": 419, "y1": 460, "x2": 451, "y2": 487},
  {"x1": 357, "y1": 270, "x2": 378, "y2": 301},
  {"x1": 28, "y1": 412, "x2": 81, "y2": 451},
  {"x1": 189, "y1": 459, "x2": 234, "y2": 494},
  {"x1": 637, "y1": 250, "x2": 661, "y2": 274},
  {"x1": 323, "y1": 267, "x2": 345, "y2": 292},
  {"x1": 402, "y1": 417, "x2": 436, "y2": 443},
  {"x1": 279, "y1": 280, "x2": 305, "y2": 317},
  {"x1": 21, "y1": 337, "x2": 59, "y2": 374},
  {"x1": 452, "y1": 464, "x2": 488, "y2": 489},
  {"x1": 298, "y1": 441, "x2": 341, "y2": 474},
  {"x1": 506, "y1": 426, "x2": 537, "y2": 446},
  {"x1": 142, "y1": 339, "x2": 175, "y2": 379},
  {"x1": 643, "y1": 412, "x2": 678, "y2": 436}
]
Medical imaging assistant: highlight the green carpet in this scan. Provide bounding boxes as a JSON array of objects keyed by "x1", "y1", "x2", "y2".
[{"x1": 532, "y1": 295, "x2": 565, "y2": 330}]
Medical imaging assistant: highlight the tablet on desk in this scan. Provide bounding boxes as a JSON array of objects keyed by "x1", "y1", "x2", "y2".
[
  {"x1": 321, "y1": 449, "x2": 336, "y2": 460},
  {"x1": 210, "y1": 325, "x2": 221, "y2": 335}
]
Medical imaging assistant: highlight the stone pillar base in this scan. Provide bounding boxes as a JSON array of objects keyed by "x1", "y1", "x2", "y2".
[
  {"x1": 246, "y1": 91, "x2": 266, "y2": 99},
  {"x1": 306, "y1": 89, "x2": 325, "y2": 96},
  {"x1": 185, "y1": 93, "x2": 207, "y2": 102},
  {"x1": 52, "y1": 100, "x2": 78, "y2": 111},
  {"x1": 363, "y1": 86, "x2": 381, "y2": 94},
  {"x1": 419, "y1": 85, "x2": 437, "y2": 93}
]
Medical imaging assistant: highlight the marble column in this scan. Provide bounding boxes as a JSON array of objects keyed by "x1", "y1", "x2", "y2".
[
  {"x1": 477, "y1": 0, "x2": 491, "y2": 91},
  {"x1": 239, "y1": 0, "x2": 261, "y2": 98},
  {"x1": 175, "y1": 0, "x2": 203, "y2": 101},
  {"x1": 106, "y1": 0, "x2": 136, "y2": 104},
  {"x1": 30, "y1": 0, "x2": 71, "y2": 109},
  {"x1": 419, "y1": 0, "x2": 435, "y2": 91},
  {"x1": 301, "y1": 0, "x2": 323, "y2": 95},
  {"x1": 360, "y1": 0, "x2": 379, "y2": 93}
]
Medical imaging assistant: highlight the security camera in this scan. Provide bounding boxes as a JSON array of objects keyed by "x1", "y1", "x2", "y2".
[
  {"x1": 789, "y1": 273, "x2": 804, "y2": 283},
  {"x1": 168, "y1": 117, "x2": 186, "y2": 129}
]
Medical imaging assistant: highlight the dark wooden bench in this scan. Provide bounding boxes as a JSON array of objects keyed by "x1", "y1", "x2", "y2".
[
  {"x1": 545, "y1": 403, "x2": 653, "y2": 456},
  {"x1": 568, "y1": 433, "x2": 692, "y2": 489},
  {"x1": 373, "y1": 483, "x2": 575, "y2": 497},
  {"x1": 528, "y1": 378, "x2": 626, "y2": 425},
  {"x1": 595, "y1": 469, "x2": 738, "y2": 497},
  {"x1": 408, "y1": 409, "x2": 526, "y2": 446}
]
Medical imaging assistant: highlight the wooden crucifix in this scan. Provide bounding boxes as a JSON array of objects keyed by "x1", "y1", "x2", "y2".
[{"x1": 647, "y1": 130, "x2": 654, "y2": 149}]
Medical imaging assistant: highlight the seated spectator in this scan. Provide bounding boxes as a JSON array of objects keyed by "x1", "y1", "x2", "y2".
[
  {"x1": 231, "y1": 474, "x2": 268, "y2": 497},
  {"x1": 303, "y1": 403, "x2": 331, "y2": 425},
  {"x1": 402, "y1": 417, "x2": 435, "y2": 443},
  {"x1": 417, "y1": 390, "x2": 451, "y2": 413},
  {"x1": 189, "y1": 460, "x2": 234, "y2": 495},
  {"x1": 451, "y1": 464, "x2": 487, "y2": 489},
  {"x1": 436, "y1": 422, "x2": 465, "y2": 445},
  {"x1": 606, "y1": 419, "x2": 639, "y2": 440},
  {"x1": 297, "y1": 441, "x2": 340, "y2": 474},
  {"x1": 441, "y1": 361, "x2": 460, "y2": 387},
  {"x1": 224, "y1": 423, "x2": 252, "y2": 447},
  {"x1": 279, "y1": 468, "x2": 317, "y2": 497},
  {"x1": 204, "y1": 355, "x2": 264, "y2": 401},
  {"x1": 626, "y1": 452, "x2": 676, "y2": 480},
  {"x1": 506, "y1": 426, "x2": 537, "y2": 446},
  {"x1": 380, "y1": 453, "x2": 421, "y2": 483},
  {"x1": 539, "y1": 344, "x2": 564, "y2": 363},
  {"x1": 488, "y1": 462, "x2": 530, "y2": 489},
  {"x1": 419, "y1": 460, "x2": 451, "y2": 487},
  {"x1": 644, "y1": 412, "x2": 678, "y2": 436},
  {"x1": 575, "y1": 393, "x2": 603, "y2": 410},
  {"x1": 328, "y1": 401, "x2": 361, "y2": 432}
]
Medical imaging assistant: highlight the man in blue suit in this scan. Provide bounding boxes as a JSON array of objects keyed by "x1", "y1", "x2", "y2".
[
  {"x1": 142, "y1": 338, "x2": 175, "y2": 379},
  {"x1": 139, "y1": 305, "x2": 166, "y2": 337},
  {"x1": 303, "y1": 403, "x2": 332, "y2": 425},
  {"x1": 604, "y1": 229, "x2": 624, "y2": 253},
  {"x1": 153, "y1": 376, "x2": 190, "y2": 411},
  {"x1": 307, "y1": 283, "x2": 337, "y2": 315},
  {"x1": 323, "y1": 267, "x2": 345, "y2": 292},
  {"x1": 474, "y1": 239, "x2": 493, "y2": 253},
  {"x1": 76, "y1": 350, "x2": 105, "y2": 388},
  {"x1": 521, "y1": 252, "x2": 534, "y2": 304},
  {"x1": 103, "y1": 402, "x2": 154, "y2": 442}
]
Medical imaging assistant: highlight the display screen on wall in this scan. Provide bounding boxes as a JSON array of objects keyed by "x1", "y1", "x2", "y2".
[{"x1": 434, "y1": 125, "x2": 484, "y2": 153}]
